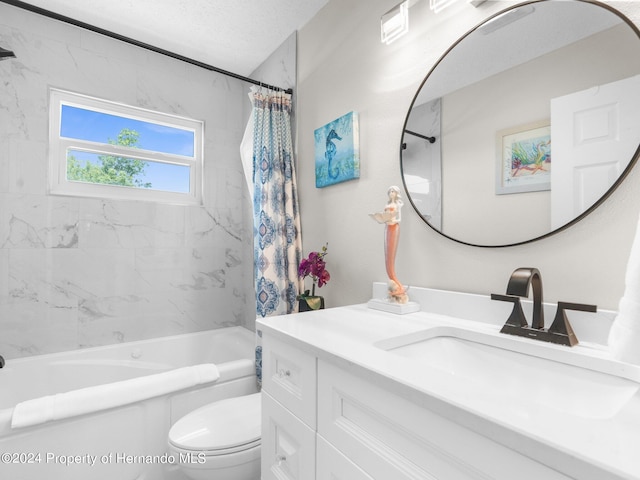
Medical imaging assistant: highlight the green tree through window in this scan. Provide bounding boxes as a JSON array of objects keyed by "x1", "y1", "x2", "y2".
[{"x1": 66, "y1": 129, "x2": 152, "y2": 188}]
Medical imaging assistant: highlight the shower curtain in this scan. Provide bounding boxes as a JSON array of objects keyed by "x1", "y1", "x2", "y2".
[{"x1": 246, "y1": 86, "x2": 302, "y2": 318}]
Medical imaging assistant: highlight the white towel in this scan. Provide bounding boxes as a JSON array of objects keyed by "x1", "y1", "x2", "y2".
[
  {"x1": 609, "y1": 211, "x2": 640, "y2": 364},
  {"x1": 11, "y1": 363, "x2": 219, "y2": 429},
  {"x1": 615, "y1": 297, "x2": 640, "y2": 331},
  {"x1": 609, "y1": 321, "x2": 640, "y2": 365}
]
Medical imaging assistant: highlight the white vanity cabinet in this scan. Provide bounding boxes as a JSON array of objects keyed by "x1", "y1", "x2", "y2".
[
  {"x1": 261, "y1": 393, "x2": 316, "y2": 480},
  {"x1": 317, "y1": 360, "x2": 574, "y2": 480},
  {"x1": 261, "y1": 329, "x2": 576, "y2": 480},
  {"x1": 261, "y1": 334, "x2": 317, "y2": 479}
]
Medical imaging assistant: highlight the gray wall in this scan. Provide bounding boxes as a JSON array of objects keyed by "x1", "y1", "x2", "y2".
[{"x1": 296, "y1": 0, "x2": 640, "y2": 311}]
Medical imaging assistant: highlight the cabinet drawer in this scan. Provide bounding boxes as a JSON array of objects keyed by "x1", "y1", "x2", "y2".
[
  {"x1": 262, "y1": 334, "x2": 317, "y2": 428},
  {"x1": 317, "y1": 435, "x2": 374, "y2": 480},
  {"x1": 318, "y1": 360, "x2": 573, "y2": 480},
  {"x1": 262, "y1": 392, "x2": 316, "y2": 480}
]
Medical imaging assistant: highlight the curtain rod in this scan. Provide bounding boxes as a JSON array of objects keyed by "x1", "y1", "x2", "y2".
[
  {"x1": 0, "y1": 0, "x2": 293, "y2": 95},
  {"x1": 404, "y1": 129, "x2": 436, "y2": 143}
]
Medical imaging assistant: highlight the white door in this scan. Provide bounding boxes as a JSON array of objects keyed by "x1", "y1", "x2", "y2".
[{"x1": 550, "y1": 74, "x2": 640, "y2": 230}]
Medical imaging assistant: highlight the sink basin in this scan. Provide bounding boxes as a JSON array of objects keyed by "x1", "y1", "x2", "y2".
[{"x1": 375, "y1": 326, "x2": 640, "y2": 419}]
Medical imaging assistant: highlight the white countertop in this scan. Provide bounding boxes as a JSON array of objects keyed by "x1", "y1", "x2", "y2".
[{"x1": 257, "y1": 287, "x2": 640, "y2": 480}]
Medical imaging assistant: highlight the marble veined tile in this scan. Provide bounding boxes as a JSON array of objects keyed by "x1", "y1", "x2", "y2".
[
  {"x1": 78, "y1": 293, "x2": 168, "y2": 324},
  {"x1": 164, "y1": 287, "x2": 240, "y2": 331},
  {"x1": 77, "y1": 293, "x2": 195, "y2": 347},
  {"x1": 9, "y1": 249, "x2": 83, "y2": 309},
  {"x1": 79, "y1": 199, "x2": 185, "y2": 249},
  {"x1": 0, "y1": 300, "x2": 79, "y2": 357},
  {"x1": 8, "y1": 140, "x2": 47, "y2": 195},
  {"x1": 136, "y1": 73, "x2": 194, "y2": 117},
  {"x1": 0, "y1": 64, "x2": 30, "y2": 141},
  {"x1": 0, "y1": 135, "x2": 9, "y2": 194},
  {"x1": 185, "y1": 206, "x2": 244, "y2": 247},
  {"x1": 8, "y1": 248, "x2": 147, "y2": 309},
  {"x1": 0, "y1": 249, "x2": 8, "y2": 299},
  {"x1": 0, "y1": 194, "x2": 79, "y2": 249},
  {"x1": 135, "y1": 246, "x2": 232, "y2": 293}
]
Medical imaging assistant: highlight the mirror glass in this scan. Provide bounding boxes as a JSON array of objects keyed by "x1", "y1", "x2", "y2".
[{"x1": 402, "y1": 0, "x2": 640, "y2": 247}]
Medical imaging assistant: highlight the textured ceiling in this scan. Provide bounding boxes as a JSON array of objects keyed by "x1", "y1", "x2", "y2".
[{"x1": 13, "y1": 0, "x2": 329, "y2": 76}]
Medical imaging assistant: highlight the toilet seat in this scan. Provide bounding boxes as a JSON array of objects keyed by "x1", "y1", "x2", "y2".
[
  {"x1": 168, "y1": 393, "x2": 261, "y2": 457},
  {"x1": 169, "y1": 439, "x2": 260, "y2": 457}
]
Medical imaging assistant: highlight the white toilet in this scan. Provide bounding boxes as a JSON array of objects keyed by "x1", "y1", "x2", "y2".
[{"x1": 168, "y1": 393, "x2": 261, "y2": 480}]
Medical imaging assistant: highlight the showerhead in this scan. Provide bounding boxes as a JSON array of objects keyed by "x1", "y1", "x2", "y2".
[{"x1": 0, "y1": 46, "x2": 16, "y2": 60}]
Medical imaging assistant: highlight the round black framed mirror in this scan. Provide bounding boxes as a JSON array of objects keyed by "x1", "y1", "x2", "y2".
[{"x1": 401, "y1": 0, "x2": 640, "y2": 247}]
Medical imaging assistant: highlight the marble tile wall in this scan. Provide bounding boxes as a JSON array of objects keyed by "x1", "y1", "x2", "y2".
[{"x1": 0, "y1": 4, "x2": 256, "y2": 358}]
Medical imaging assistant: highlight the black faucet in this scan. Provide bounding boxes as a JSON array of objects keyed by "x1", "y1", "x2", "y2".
[
  {"x1": 505, "y1": 267, "x2": 544, "y2": 330},
  {"x1": 491, "y1": 268, "x2": 597, "y2": 347},
  {"x1": 0, "y1": 355, "x2": 4, "y2": 368}
]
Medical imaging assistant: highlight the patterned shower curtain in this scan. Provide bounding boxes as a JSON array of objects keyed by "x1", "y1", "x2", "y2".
[{"x1": 249, "y1": 86, "x2": 302, "y2": 317}]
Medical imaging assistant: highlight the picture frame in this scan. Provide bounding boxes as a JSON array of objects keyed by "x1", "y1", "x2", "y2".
[
  {"x1": 496, "y1": 120, "x2": 551, "y2": 195},
  {"x1": 314, "y1": 111, "x2": 360, "y2": 188}
]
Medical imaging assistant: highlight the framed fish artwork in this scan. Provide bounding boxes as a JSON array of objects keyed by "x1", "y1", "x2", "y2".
[
  {"x1": 496, "y1": 120, "x2": 551, "y2": 194},
  {"x1": 314, "y1": 111, "x2": 360, "y2": 188}
]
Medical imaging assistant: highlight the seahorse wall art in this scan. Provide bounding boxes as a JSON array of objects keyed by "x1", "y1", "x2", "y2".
[{"x1": 314, "y1": 111, "x2": 360, "y2": 188}]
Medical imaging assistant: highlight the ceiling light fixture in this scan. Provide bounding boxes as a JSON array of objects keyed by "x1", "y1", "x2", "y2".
[
  {"x1": 431, "y1": 0, "x2": 484, "y2": 14},
  {"x1": 381, "y1": 1, "x2": 410, "y2": 45},
  {"x1": 429, "y1": 0, "x2": 460, "y2": 14}
]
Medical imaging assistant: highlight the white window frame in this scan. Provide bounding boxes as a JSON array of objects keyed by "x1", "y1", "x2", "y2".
[{"x1": 49, "y1": 88, "x2": 203, "y2": 205}]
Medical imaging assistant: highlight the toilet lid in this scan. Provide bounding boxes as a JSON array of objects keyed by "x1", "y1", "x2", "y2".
[{"x1": 169, "y1": 393, "x2": 261, "y2": 452}]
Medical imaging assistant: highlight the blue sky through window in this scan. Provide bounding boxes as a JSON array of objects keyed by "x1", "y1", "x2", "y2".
[{"x1": 61, "y1": 105, "x2": 194, "y2": 193}]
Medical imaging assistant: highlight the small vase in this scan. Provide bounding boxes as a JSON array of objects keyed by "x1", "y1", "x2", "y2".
[{"x1": 298, "y1": 296, "x2": 325, "y2": 312}]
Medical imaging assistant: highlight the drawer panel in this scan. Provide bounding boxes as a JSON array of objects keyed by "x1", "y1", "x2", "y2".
[
  {"x1": 262, "y1": 392, "x2": 316, "y2": 480},
  {"x1": 318, "y1": 359, "x2": 573, "y2": 480},
  {"x1": 262, "y1": 334, "x2": 317, "y2": 428},
  {"x1": 317, "y1": 435, "x2": 374, "y2": 480}
]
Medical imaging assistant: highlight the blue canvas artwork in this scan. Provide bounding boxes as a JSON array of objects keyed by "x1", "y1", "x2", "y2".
[{"x1": 314, "y1": 111, "x2": 360, "y2": 188}]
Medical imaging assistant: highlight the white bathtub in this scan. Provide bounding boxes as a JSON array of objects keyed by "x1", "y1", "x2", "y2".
[{"x1": 0, "y1": 326, "x2": 259, "y2": 480}]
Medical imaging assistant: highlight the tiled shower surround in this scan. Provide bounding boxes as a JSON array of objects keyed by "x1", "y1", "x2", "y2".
[{"x1": 0, "y1": 4, "x2": 257, "y2": 357}]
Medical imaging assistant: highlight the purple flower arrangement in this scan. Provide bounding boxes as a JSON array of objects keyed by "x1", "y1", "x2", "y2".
[{"x1": 298, "y1": 244, "x2": 330, "y2": 297}]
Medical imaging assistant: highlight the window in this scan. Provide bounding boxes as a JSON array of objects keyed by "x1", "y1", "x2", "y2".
[{"x1": 49, "y1": 88, "x2": 203, "y2": 204}]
